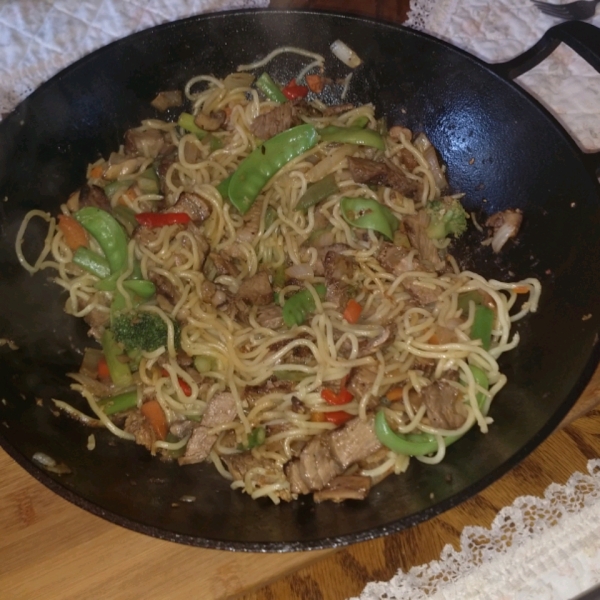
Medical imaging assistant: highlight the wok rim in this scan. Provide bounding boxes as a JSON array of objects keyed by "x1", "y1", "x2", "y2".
[{"x1": 1, "y1": 7, "x2": 599, "y2": 552}]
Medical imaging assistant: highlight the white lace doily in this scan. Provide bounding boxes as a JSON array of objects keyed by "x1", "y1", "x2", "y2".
[
  {"x1": 352, "y1": 459, "x2": 600, "y2": 600},
  {"x1": 405, "y1": 0, "x2": 600, "y2": 151},
  {"x1": 0, "y1": 0, "x2": 269, "y2": 116}
]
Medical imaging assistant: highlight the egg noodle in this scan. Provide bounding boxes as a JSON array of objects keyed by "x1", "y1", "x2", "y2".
[{"x1": 16, "y1": 67, "x2": 540, "y2": 504}]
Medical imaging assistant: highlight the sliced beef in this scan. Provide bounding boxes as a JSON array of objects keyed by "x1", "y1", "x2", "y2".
[
  {"x1": 313, "y1": 243, "x2": 352, "y2": 276},
  {"x1": 402, "y1": 277, "x2": 444, "y2": 305},
  {"x1": 347, "y1": 157, "x2": 421, "y2": 199},
  {"x1": 155, "y1": 145, "x2": 179, "y2": 202},
  {"x1": 377, "y1": 242, "x2": 426, "y2": 276},
  {"x1": 79, "y1": 184, "x2": 111, "y2": 212},
  {"x1": 255, "y1": 304, "x2": 284, "y2": 329},
  {"x1": 149, "y1": 273, "x2": 180, "y2": 304},
  {"x1": 398, "y1": 148, "x2": 419, "y2": 171},
  {"x1": 346, "y1": 366, "x2": 379, "y2": 402},
  {"x1": 418, "y1": 379, "x2": 467, "y2": 430},
  {"x1": 322, "y1": 103, "x2": 354, "y2": 116},
  {"x1": 323, "y1": 248, "x2": 355, "y2": 281},
  {"x1": 286, "y1": 415, "x2": 381, "y2": 494},
  {"x1": 325, "y1": 279, "x2": 353, "y2": 311},
  {"x1": 124, "y1": 128, "x2": 166, "y2": 158},
  {"x1": 237, "y1": 271, "x2": 272, "y2": 306},
  {"x1": 313, "y1": 475, "x2": 372, "y2": 503},
  {"x1": 404, "y1": 211, "x2": 445, "y2": 272},
  {"x1": 150, "y1": 90, "x2": 183, "y2": 112},
  {"x1": 124, "y1": 411, "x2": 155, "y2": 451},
  {"x1": 250, "y1": 103, "x2": 299, "y2": 140},
  {"x1": 168, "y1": 192, "x2": 212, "y2": 223},
  {"x1": 206, "y1": 252, "x2": 239, "y2": 278},
  {"x1": 236, "y1": 198, "x2": 263, "y2": 245},
  {"x1": 178, "y1": 392, "x2": 238, "y2": 465},
  {"x1": 194, "y1": 110, "x2": 226, "y2": 132}
]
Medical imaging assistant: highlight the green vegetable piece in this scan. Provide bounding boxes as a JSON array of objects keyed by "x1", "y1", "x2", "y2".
[
  {"x1": 137, "y1": 167, "x2": 160, "y2": 194},
  {"x1": 228, "y1": 124, "x2": 319, "y2": 215},
  {"x1": 282, "y1": 283, "x2": 327, "y2": 328},
  {"x1": 112, "y1": 205, "x2": 139, "y2": 237},
  {"x1": 238, "y1": 426, "x2": 266, "y2": 451},
  {"x1": 295, "y1": 174, "x2": 339, "y2": 212},
  {"x1": 122, "y1": 279, "x2": 156, "y2": 299},
  {"x1": 74, "y1": 207, "x2": 129, "y2": 274},
  {"x1": 457, "y1": 290, "x2": 486, "y2": 314},
  {"x1": 206, "y1": 134, "x2": 223, "y2": 152},
  {"x1": 165, "y1": 432, "x2": 187, "y2": 458},
  {"x1": 101, "y1": 329, "x2": 132, "y2": 387},
  {"x1": 351, "y1": 116, "x2": 369, "y2": 128},
  {"x1": 340, "y1": 197, "x2": 399, "y2": 241},
  {"x1": 177, "y1": 112, "x2": 208, "y2": 139},
  {"x1": 471, "y1": 305, "x2": 494, "y2": 350},
  {"x1": 73, "y1": 247, "x2": 111, "y2": 279},
  {"x1": 273, "y1": 370, "x2": 307, "y2": 382},
  {"x1": 193, "y1": 355, "x2": 216, "y2": 373},
  {"x1": 272, "y1": 263, "x2": 286, "y2": 289},
  {"x1": 264, "y1": 205, "x2": 278, "y2": 230},
  {"x1": 98, "y1": 389, "x2": 138, "y2": 416},
  {"x1": 104, "y1": 179, "x2": 133, "y2": 199},
  {"x1": 255, "y1": 72, "x2": 287, "y2": 103},
  {"x1": 319, "y1": 125, "x2": 385, "y2": 150},
  {"x1": 217, "y1": 175, "x2": 232, "y2": 200},
  {"x1": 374, "y1": 365, "x2": 490, "y2": 456},
  {"x1": 425, "y1": 197, "x2": 468, "y2": 240},
  {"x1": 112, "y1": 311, "x2": 180, "y2": 353}
]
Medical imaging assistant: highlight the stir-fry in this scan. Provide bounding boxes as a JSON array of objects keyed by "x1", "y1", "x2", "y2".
[{"x1": 17, "y1": 47, "x2": 539, "y2": 504}]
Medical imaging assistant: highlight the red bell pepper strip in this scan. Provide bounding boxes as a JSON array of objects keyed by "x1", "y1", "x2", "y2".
[
  {"x1": 320, "y1": 386, "x2": 354, "y2": 406},
  {"x1": 135, "y1": 212, "x2": 191, "y2": 228},
  {"x1": 161, "y1": 368, "x2": 192, "y2": 397},
  {"x1": 282, "y1": 79, "x2": 309, "y2": 100},
  {"x1": 324, "y1": 411, "x2": 353, "y2": 425}
]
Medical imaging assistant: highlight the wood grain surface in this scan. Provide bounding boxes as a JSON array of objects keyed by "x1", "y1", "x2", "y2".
[{"x1": 2, "y1": 2, "x2": 600, "y2": 599}]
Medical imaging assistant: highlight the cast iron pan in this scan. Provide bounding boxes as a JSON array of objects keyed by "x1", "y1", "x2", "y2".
[{"x1": 0, "y1": 10, "x2": 599, "y2": 552}]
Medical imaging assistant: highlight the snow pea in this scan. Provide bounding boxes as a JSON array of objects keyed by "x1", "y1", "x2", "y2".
[
  {"x1": 374, "y1": 365, "x2": 489, "y2": 456},
  {"x1": 340, "y1": 197, "x2": 399, "y2": 241},
  {"x1": 282, "y1": 283, "x2": 327, "y2": 327},
  {"x1": 73, "y1": 247, "x2": 111, "y2": 279},
  {"x1": 177, "y1": 112, "x2": 209, "y2": 140},
  {"x1": 256, "y1": 72, "x2": 287, "y2": 103},
  {"x1": 458, "y1": 291, "x2": 495, "y2": 350},
  {"x1": 74, "y1": 207, "x2": 128, "y2": 274},
  {"x1": 101, "y1": 329, "x2": 132, "y2": 387},
  {"x1": 295, "y1": 174, "x2": 339, "y2": 212},
  {"x1": 228, "y1": 124, "x2": 319, "y2": 215},
  {"x1": 319, "y1": 125, "x2": 385, "y2": 150}
]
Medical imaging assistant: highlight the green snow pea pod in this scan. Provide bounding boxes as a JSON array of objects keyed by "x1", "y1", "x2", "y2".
[
  {"x1": 374, "y1": 365, "x2": 489, "y2": 456},
  {"x1": 319, "y1": 125, "x2": 385, "y2": 150},
  {"x1": 228, "y1": 124, "x2": 319, "y2": 215},
  {"x1": 255, "y1": 73, "x2": 287, "y2": 103},
  {"x1": 74, "y1": 207, "x2": 128, "y2": 274},
  {"x1": 282, "y1": 283, "x2": 327, "y2": 328},
  {"x1": 340, "y1": 197, "x2": 399, "y2": 241},
  {"x1": 295, "y1": 174, "x2": 339, "y2": 212},
  {"x1": 73, "y1": 247, "x2": 111, "y2": 279}
]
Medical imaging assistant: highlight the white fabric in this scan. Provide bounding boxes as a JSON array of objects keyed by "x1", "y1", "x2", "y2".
[
  {"x1": 352, "y1": 2, "x2": 600, "y2": 598},
  {"x1": 0, "y1": 0, "x2": 269, "y2": 116},
  {"x1": 405, "y1": 0, "x2": 600, "y2": 151},
  {"x1": 352, "y1": 460, "x2": 600, "y2": 600}
]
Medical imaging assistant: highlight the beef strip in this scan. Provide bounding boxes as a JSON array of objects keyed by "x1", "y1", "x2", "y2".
[
  {"x1": 150, "y1": 90, "x2": 183, "y2": 112},
  {"x1": 206, "y1": 252, "x2": 239, "y2": 278},
  {"x1": 313, "y1": 243, "x2": 352, "y2": 276},
  {"x1": 414, "y1": 379, "x2": 467, "y2": 430},
  {"x1": 250, "y1": 103, "x2": 299, "y2": 140},
  {"x1": 178, "y1": 392, "x2": 238, "y2": 465},
  {"x1": 124, "y1": 128, "x2": 166, "y2": 158},
  {"x1": 345, "y1": 365, "x2": 379, "y2": 403},
  {"x1": 403, "y1": 211, "x2": 446, "y2": 272},
  {"x1": 322, "y1": 103, "x2": 355, "y2": 116},
  {"x1": 323, "y1": 248, "x2": 355, "y2": 281},
  {"x1": 167, "y1": 192, "x2": 212, "y2": 223},
  {"x1": 124, "y1": 411, "x2": 156, "y2": 451},
  {"x1": 285, "y1": 415, "x2": 382, "y2": 494},
  {"x1": 79, "y1": 184, "x2": 111, "y2": 212},
  {"x1": 347, "y1": 156, "x2": 421, "y2": 199},
  {"x1": 236, "y1": 271, "x2": 272, "y2": 306},
  {"x1": 255, "y1": 304, "x2": 284, "y2": 329},
  {"x1": 149, "y1": 273, "x2": 180, "y2": 304},
  {"x1": 155, "y1": 145, "x2": 179, "y2": 204},
  {"x1": 194, "y1": 110, "x2": 226, "y2": 132},
  {"x1": 313, "y1": 475, "x2": 372, "y2": 503},
  {"x1": 377, "y1": 242, "x2": 426, "y2": 276},
  {"x1": 223, "y1": 453, "x2": 291, "y2": 500}
]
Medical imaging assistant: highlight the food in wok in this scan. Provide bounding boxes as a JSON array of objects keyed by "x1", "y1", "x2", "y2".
[{"x1": 16, "y1": 47, "x2": 540, "y2": 504}]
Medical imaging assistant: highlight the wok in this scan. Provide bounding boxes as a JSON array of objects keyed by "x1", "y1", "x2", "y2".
[{"x1": 0, "y1": 10, "x2": 599, "y2": 552}]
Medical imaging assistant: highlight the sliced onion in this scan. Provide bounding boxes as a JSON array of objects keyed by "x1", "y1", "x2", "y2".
[
  {"x1": 285, "y1": 264, "x2": 314, "y2": 280},
  {"x1": 491, "y1": 223, "x2": 517, "y2": 253},
  {"x1": 413, "y1": 133, "x2": 447, "y2": 190},
  {"x1": 331, "y1": 40, "x2": 363, "y2": 68},
  {"x1": 305, "y1": 144, "x2": 355, "y2": 183}
]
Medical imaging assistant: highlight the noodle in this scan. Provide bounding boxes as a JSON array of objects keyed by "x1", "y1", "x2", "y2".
[{"x1": 15, "y1": 61, "x2": 541, "y2": 504}]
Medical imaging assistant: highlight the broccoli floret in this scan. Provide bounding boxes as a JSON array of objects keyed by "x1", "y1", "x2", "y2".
[
  {"x1": 425, "y1": 197, "x2": 468, "y2": 240},
  {"x1": 112, "y1": 311, "x2": 180, "y2": 353}
]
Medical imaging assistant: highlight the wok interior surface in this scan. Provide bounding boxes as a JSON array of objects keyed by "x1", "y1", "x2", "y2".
[{"x1": 0, "y1": 10, "x2": 599, "y2": 551}]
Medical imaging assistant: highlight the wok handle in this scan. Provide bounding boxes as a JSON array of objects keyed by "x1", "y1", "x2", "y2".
[{"x1": 491, "y1": 21, "x2": 600, "y2": 175}]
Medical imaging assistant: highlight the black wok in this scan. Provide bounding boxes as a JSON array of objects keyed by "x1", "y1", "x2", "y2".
[{"x1": 0, "y1": 10, "x2": 599, "y2": 552}]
